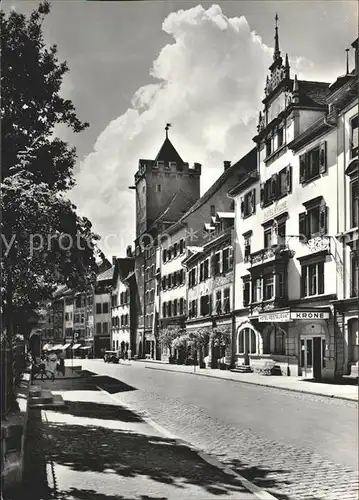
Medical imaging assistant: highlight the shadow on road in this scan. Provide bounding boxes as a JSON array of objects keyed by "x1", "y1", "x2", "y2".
[
  {"x1": 50, "y1": 400, "x2": 143, "y2": 422},
  {"x1": 92, "y1": 375, "x2": 137, "y2": 394}
]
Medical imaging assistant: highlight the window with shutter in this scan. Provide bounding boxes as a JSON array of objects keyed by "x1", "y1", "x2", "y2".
[
  {"x1": 215, "y1": 291, "x2": 222, "y2": 314},
  {"x1": 319, "y1": 204, "x2": 328, "y2": 235},
  {"x1": 299, "y1": 212, "x2": 308, "y2": 241},
  {"x1": 240, "y1": 198, "x2": 245, "y2": 218},
  {"x1": 299, "y1": 154, "x2": 307, "y2": 183},
  {"x1": 270, "y1": 174, "x2": 278, "y2": 199},
  {"x1": 286, "y1": 165, "x2": 292, "y2": 193},
  {"x1": 251, "y1": 189, "x2": 256, "y2": 214},
  {"x1": 319, "y1": 141, "x2": 327, "y2": 174},
  {"x1": 260, "y1": 183, "x2": 265, "y2": 207}
]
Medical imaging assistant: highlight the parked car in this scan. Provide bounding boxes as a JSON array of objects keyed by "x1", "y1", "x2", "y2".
[{"x1": 103, "y1": 351, "x2": 119, "y2": 363}]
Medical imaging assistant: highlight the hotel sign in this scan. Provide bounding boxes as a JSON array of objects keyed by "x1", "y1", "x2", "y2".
[
  {"x1": 291, "y1": 311, "x2": 330, "y2": 320},
  {"x1": 263, "y1": 200, "x2": 288, "y2": 222},
  {"x1": 258, "y1": 310, "x2": 291, "y2": 323}
]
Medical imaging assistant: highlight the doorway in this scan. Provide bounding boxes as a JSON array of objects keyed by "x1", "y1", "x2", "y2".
[{"x1": 300, "y1": 336, "x2": 325, "y2": 379}]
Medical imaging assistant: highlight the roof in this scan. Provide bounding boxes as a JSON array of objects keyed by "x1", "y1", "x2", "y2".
[
  {"x1": 97, "y1": 266, "x2": 115, "y2": 282},
  {"x1": 154, "y1": 137, "x2": 183, "y2": 164},
  {"x1": 165, "y1": 147, "x2": 257, "y2": 236},
  {"x1": 297, "y1": 80, "x2": 331, "y2": 108},
  {"x1": 148, "y1": 188, "x2": 194, "y2": 231},
  {"x1": 113, "y1": 258, "x2": 134, "y2": 286}
]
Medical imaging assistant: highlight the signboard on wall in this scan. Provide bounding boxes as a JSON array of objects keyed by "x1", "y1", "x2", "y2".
[
  {"x1": 291, "y1": 311, "x2": 330, "y2": 320},
  {"x1": 263, "y1": 200, "x2": 288, "y2": 222},
  {"x1": 258, "y1": 310, "x2": 291, "y2": 323}
]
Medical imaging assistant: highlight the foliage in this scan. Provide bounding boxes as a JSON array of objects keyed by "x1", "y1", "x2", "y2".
[
  {"x1": 211, "y1": 325, "x2": 232, "y2": 348},
  {"x1": 159, "y1": 326, "x2": 182, "y2": 355},
  {"x1": 186, "y1": 328, "x2": 210, "y2": 349},
  {"x1": 1, "y1": 2, "x2": 98, "y2": 339},
  {"x1": 172, "y1": 334, "x2": 188, "y2": 350}
]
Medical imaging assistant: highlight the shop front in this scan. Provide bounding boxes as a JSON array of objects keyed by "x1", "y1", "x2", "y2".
[{"x1": 235, "y1": 307, "x2": 333, "y2": 379}]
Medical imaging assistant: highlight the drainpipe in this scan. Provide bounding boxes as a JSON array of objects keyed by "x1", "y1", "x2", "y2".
[{"x1": 227, "y1": 192, "x2": 237, "y2": 368}]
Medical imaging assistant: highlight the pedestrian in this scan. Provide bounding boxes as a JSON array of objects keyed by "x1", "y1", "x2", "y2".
[
  {"x1": 58, "y1": 350, "x2": 65, "y2": 376},
  {"x1": 47, "y1": 351, "x2": 58, "y2": 376}
]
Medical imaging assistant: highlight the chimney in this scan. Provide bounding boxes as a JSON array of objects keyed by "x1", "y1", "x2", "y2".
[
  {"x1": 126, "y1": 246, "x2": 133, "y2": 258},
  {"x1": 352, "y1": 37, "x2": 358, "y2": 73},
  {"x1": 224, "y1": 161, "x2": 231, "y2": 171},
  {"x1": 112, "y1": 256, "x2": 117, "y2": 265}
]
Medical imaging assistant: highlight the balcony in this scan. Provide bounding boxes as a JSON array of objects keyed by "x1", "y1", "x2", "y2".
[
  {"x1": 249, "y1": 297, "x2": 289, "y2": 316},
  {"x1": 249, "y1": 245, "x2": 292, "y2": 268}
]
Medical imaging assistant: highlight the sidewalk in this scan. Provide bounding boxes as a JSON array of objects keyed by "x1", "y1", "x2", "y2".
[
  {"x1": 136, "y1": 359, "x2": 358, "y2": 401},
  {"x1": 17, "y1": 377, "x2": 262, "y2": 500}
]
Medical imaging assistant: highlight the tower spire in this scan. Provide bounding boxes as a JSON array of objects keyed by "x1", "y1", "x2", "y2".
[
  {"x1": 165, "y1": 123, "x2": 171, "y2": 139},
  {"x1": 274, "y1": 13, "x2": 281, "y2": 60}
]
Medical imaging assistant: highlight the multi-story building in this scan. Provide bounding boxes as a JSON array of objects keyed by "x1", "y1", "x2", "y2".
[
  {"x1": 183, "y1": 211, "x2": 235, "y2": 367},
  {"x1": 73, "y1": 292, "x2": 86, "y2": 342},
  {"x1": 231, "y1": 23, "x2": 358, "y2": 380},
  {"x1": 158, "y1": 148, "x2": 257, "y2": 359},
  {"x1": 111, "y1": 249, "x2": 135, "y2": 356},
  {"x1": 94, "y1": 266, "x2": 113, "y2": 357},
  {"x1": 64, "y1": 293, "x2": 74, "y2": 343},
  {"x1": 332, "y1": 37, "x2": 358, "y2": 377},
  {"x1": 132, "y1": 127, "x2": 201, "y2": 358}
]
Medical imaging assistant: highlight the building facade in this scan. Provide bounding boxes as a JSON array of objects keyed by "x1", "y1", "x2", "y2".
[
  {"x1": 231, "y1": 26, "x2": 358, "y2": 379},
  {"x1": 133, "y1": 129, "x2": 201, "y2": 358},
  {"x1": 111, "y1": 252, "x2": 134, "y2": 356},
  {"x1": 94, "y1": 267, "x2": 113, "y2": 358}
]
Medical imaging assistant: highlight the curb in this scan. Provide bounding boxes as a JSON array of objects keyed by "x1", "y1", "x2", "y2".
[
  {"x1": 144, "y1": 365, "x2": 358, "y2": 402},
  {"x1": 95, "y1": 384, "x2": 279, "y2": 500}
]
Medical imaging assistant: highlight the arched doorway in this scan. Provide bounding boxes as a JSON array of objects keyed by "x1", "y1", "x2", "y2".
[{"x1": 237, "y1": 327, "x2": 257, "y2": 365}]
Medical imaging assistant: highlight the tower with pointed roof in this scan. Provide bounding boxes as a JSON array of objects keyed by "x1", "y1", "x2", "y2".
[{"x1": 134, "y1": 126, "x2": 201, "y2": 238}]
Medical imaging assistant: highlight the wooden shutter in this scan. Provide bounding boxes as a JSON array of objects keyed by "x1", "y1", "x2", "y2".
[
  {"x1": 271, "y1": 174, "x2": 278, "y2": 200},
  {"x1": 229, "y1": 247, "x2": 234, "y2": 269},
  {"x1": 240, "y1": 197, "x2": 245, "y2": 218},
  {"x1": 319, "y1": 141, "x2": 327, "y2": 174},
  {"x1": 260, "y1": 183, "x2": 265, "y2": 207},
  {"x1": 299, "y1": 154, "x2": 307, "y2": 183},
  {"x1": 299, "y1": 212, "x2": 308, "y2": 241},
  {"x1": 251, "y1": 189, "x2": 256, "y2": 214},
  {"x1": 286, "y1": 166, "x2": 292, "y2": 193},
  {"x1": 318, "y1": 262, "x2": 325, "y2": 294},
  {"x1": 319, "y1": 204, "x2": 328, "y2": 235}
]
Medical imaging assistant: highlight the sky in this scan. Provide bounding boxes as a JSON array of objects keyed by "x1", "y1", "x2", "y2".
[{"x1": 5, "y1": 0, "x2": 358, "y2": 258}]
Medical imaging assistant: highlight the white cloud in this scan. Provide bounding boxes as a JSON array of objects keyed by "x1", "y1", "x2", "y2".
[{"x1": 71, "y1": 4, "x2": 313, "y2": 257}]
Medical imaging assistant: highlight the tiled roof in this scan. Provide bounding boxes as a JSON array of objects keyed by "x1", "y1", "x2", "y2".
[
  {"x1": 154, "y1": 137, "x2": 183, "y2": 164},
  {"x1": 166, "y1": 147, "x2": 257, "y2": 236},
  {"x1": 297, "y1": 80, "x2": 331, "y2": 107}
]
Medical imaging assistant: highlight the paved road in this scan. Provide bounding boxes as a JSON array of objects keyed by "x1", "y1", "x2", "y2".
[{"x1": 77, "y1": 359, "x2": 358, "y2": 500}]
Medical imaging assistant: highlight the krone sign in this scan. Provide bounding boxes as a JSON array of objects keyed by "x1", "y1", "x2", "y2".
[{"x1": 291, "y1": 311, "x2": 330, "y2": 320}]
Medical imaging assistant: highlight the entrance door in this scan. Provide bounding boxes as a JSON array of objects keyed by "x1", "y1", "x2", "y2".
[{"x1": 300, "y1": 336, "x2": 324, "y2": 379}]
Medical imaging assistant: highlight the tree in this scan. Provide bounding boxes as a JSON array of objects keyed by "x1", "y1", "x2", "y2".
[
  {"x1": 1, "y1": 2, "x2": 98, "y2": 342},
  {"x1": 211, "y1": 325, "x2": 232, "y2": 348},
  {"x1": 158, "y1": 326, "x2": 182, "y2": 357}
]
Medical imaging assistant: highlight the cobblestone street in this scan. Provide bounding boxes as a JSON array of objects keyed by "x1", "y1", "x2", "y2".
[{"x1": 73, "y1": 360, "x2": 358, "y2": 500}]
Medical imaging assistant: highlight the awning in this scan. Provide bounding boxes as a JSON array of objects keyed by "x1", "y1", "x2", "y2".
[
  {"x1": 42, "y1": 344, "x2": 52, "y2": 351},
  {"x1": 50, "y1": 344, "x2": 64, "y2": 351},
  {"x1": 79, "y1": 346, "x2": 92, "y2": 350},
  {"x1": 72, "y1": 344, "x2": 81, "y2": 350},
  {"x1": 62, "y1": 343, "x2": 71, "y2": 350}
]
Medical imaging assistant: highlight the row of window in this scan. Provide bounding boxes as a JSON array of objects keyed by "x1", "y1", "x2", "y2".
[
  {"x1": 188, "y1": 288, "x2": 231, "y2": 318},
  {"x1": 96, "y1": 302, "x2": 109, "y2": 314},
  {"x1": 299, "y1": 142, "x2": 327, "y2": 184},
  {"x1": 75, "y1": 295, "x2": 93, "y2": 308},
  {"x1": 237, "y1": 327, "x2": 285, "y2": 355},
  {"x1": 146, "y1": 289, "x2": 155, "y2": 304},
  {"x1": 96, "y1": 322, "x2": 109, "y2": 335},
  {"x1": 260, "y1": 166, "x2": 292, "y2": 208},
  {"x1": 162, "y1": 270, "x2": 185, "y2": 290},
  {"x1": 162, "y1": 298, "x2": 186, "y2": 318},
  {"x1": 112, "y1": 315, "x2": 129, "y2": 328},
  {"x1": 163, "y1": 239, "x2": 186, "y2": 262},
  {"x1": 111, "y1": 292, "x2": 130, "y2": 307},
  {"x1": 243, "y1": 272, "x2": 285, "y2": 305},
  {"x1": 145, "y1": 265, "x2": 156, "y2": 282},
  {"x1": 265, "y1": 125, "x2": 285, "y2": 159},
  {"x1": 188, "y1": 250, "x2": 233, "y2": 288}
]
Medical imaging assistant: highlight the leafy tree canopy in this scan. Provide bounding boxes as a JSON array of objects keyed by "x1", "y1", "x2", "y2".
[{"x1": 1, "y1": 2, "x2": 98, "y2": 338}]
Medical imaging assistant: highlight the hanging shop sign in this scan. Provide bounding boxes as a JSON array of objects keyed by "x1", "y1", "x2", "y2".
[
  {"x1": 291, "y1": 311, "x2": 330, "y2": 320},
  {"x1": 258, "y1": 310, "x2": 291, "y2": 323}
]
